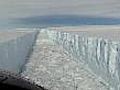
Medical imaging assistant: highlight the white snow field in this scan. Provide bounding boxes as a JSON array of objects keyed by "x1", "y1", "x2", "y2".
[
  {"x1": 0, "y1": 26, "x2": 120, "y2": 90},
  {"x1": 22, "y1": 30, "x2": 108, "y2": 90},
  {"x1": 22, "y1": 26, "x2": 120, "y2": 90}
]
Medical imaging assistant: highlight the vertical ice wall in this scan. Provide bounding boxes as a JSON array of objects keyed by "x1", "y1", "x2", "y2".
[
  {"x1": 41, "y1": 29, "x2": 120, "y2": 90},
  {"x1": 0, "y1": 31, "x2": 38, "y2": 73}
]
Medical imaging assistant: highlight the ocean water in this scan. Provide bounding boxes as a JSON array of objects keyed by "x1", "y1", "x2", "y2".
[{"x1": 1, "y1": 15, "x2": 120, "y2": 29}]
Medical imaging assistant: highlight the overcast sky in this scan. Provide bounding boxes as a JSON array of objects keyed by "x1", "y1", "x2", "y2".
[{"x1": 0, "y1": 0, "x2": 120, "y2": 20}]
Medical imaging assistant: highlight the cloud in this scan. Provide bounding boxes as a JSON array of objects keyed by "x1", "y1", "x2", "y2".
[{"x1": 0, "y1": 0, "x2": 120, "y2": 19}]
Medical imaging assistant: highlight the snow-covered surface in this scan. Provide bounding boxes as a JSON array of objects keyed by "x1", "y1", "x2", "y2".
[
  {"x1": 1, "y1": 27, "x2": 119, "y2": 89},
  {"x1": 22, "y1": 31, "x2": 108, "y2": 90},
  {"x1": 0, "y1": 31, "x2": 38, "y2": 73},
  {"x1": 43, "y1": 28, "x2": 120, "y2": 90},
  {"x1": 47, "y1": 25, "x2": 120, "y2": 41},
  {"x1": 0, "y1": 31, "x2": 34, "y2": 42}
]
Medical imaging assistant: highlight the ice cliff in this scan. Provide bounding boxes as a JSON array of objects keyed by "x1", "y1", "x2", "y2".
[
  {"x1": 0, "y1": 31, "x2": 38, "y2": 73},
  {"x1": 41, "y1": 29, "x2": 120, "y2": 90},
  {"x1": 0, "y1": 28, "x2": 119, "y2": 90}
]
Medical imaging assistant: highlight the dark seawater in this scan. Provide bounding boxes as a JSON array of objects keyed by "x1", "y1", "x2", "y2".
[{"x1": 1, "y1": 15, "x2": 120, "y2": 29}]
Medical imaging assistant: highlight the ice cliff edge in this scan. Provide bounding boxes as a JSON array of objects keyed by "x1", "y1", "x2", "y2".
[
  {"x1": 41, "y1": 28, "x2": 120, "y2": 90},
  {"x1": 0, "y1": 30, "x2": 38, "y2": 73}
]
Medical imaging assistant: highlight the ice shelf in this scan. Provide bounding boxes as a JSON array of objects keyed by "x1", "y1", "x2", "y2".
[
  {"x1": 22, "y1": 30, "x2": 108, "y2": 90},
  {"x1": 41, "y1": 28, "x2": 120, "y2": 90}
]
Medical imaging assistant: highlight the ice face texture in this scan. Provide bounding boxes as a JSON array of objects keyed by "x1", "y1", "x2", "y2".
[
  {"x1": 0, "y1": 31, "x2": 38, "y2": 73},
  {"x1": 42, "y1": 29, "x2": 120, "y2": 90}
]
